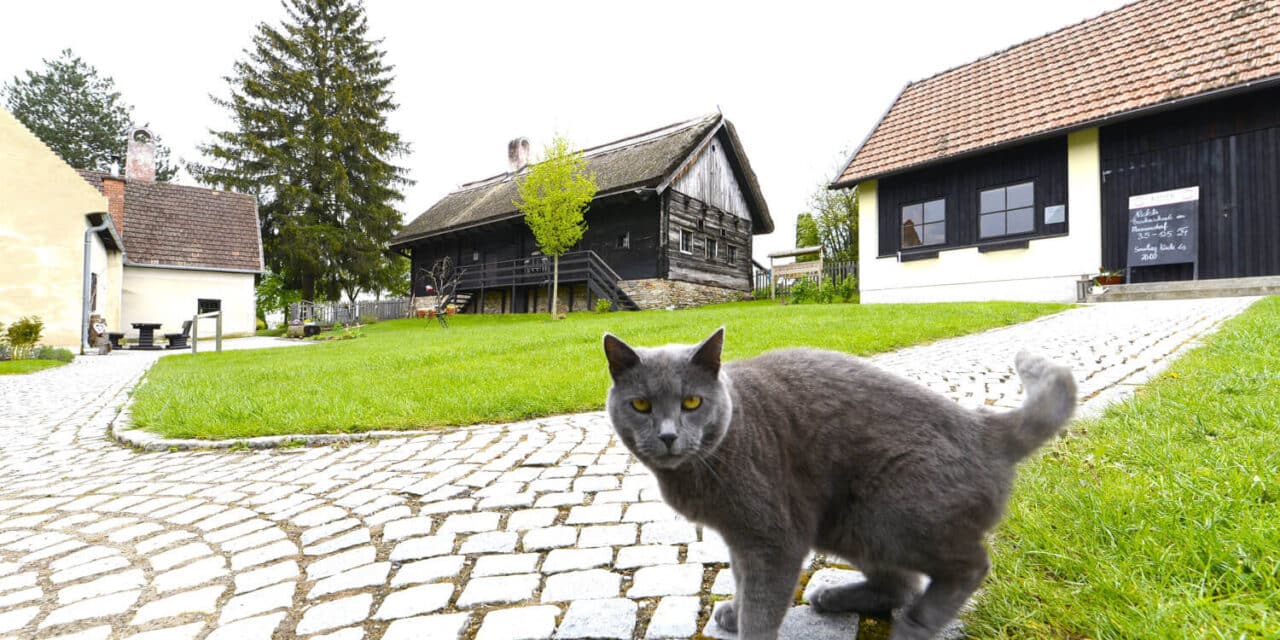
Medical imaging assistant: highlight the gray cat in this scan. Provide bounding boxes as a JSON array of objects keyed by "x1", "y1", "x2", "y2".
[{"x1": 603, "y1": 328, "x2": 1076, "y2": 640}]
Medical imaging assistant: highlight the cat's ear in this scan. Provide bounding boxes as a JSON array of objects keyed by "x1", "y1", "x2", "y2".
[
  {"x1": 690, "y1": 327, "x2": 724, "y2": 375},
  {"x1": 603, "y1": 333, "x2": 640, "y2": 378}
]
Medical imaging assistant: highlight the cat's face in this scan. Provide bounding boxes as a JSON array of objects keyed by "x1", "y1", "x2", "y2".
[{"x1": 603, "y1": 328, "x2": 733, "y2": 470}]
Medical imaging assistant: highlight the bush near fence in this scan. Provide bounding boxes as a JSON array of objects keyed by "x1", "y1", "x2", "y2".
[{"x1": 754, "y1": 260, "x2": 857, "y2": 299}]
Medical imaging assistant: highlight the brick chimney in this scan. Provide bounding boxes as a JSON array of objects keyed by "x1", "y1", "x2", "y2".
[
  {"x1": 125, "y1": 127, "x2": 156, "y2": 183},
  {"x1": 508, "y1": 137, "x2": 530, "y2": 174},
  {"x1": 102, "y1": 175, "x2": 125, "y2": 237}
]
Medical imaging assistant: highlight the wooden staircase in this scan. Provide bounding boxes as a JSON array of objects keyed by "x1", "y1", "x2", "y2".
[{"x1": 1085, "y1": 275, "x2": 1280, "y2": 302}]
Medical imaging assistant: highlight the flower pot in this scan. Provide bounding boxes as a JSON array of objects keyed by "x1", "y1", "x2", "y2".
[
  {"x1": 416, "y1": 309, "x2": 427, "y2": 319},
  {"x1": 427, "y1": 309, "x2": 437, "y2": 319},
  {"x1": 1094, "y1": 275, "x2": 1123, "y2": 286}
]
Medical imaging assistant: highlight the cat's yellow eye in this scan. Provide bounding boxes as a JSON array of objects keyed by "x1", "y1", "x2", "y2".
[
  {"x1": 682, "y1": 396, "x2": 702, "y2": 411},
  {"x1": 630, "y1": 398, "x2": 652, "y2": 413}
]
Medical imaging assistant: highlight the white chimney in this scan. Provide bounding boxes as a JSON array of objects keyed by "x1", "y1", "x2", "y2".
[
  {"x1": 508, "y1": 137, "x2": 530, "y2": 174},
  {"x1": 125, "y1": 128, "x2": 157, "y2": 183}
]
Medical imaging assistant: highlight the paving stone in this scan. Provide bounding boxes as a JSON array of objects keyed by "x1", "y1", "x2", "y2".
[
  {"x1": 49, "y1": 625, "x2": 112, "y2": 640},
  {"x1": 578, "y1": 523, "x2": 638, "y2": 548},
  {"x1": 390, "y1": 534, "x2": 455, "y2": 561},
  {"x1": 40, "y1": 589, "x2": 141, "y2": 628},
  {"x1": 418, "y1": 499, "x2": 475, "y2": 515},
  {"x1": 231, "y1": 539, "x2": 296, "y2": 570},
  {"x1": 542, "y1": 547, "x2": 612, "y2": 573},
  {"x1": 522, "y1": 526, "x2": 577, "y2": 550},
  {"x1": 373, "y1": 582, "x2": 454, "y2": 619},
  {"x1": 711, "y1": 568, "x2": 736, "y2": 594},
  {"x1": 295, "y1": 593, "x2": 373, "y2": 635},
  {"x1": 308, "y1": 627, "x2": 364, "y2": 640},
  {"x1": 542, "y1": 569, "x2": 621, "y2": 602},
  {"x1": 204, "y1": 612, "x2": 286, "y2": 640},
  {"x1": 150, "y1": 542, "x2": 214, "y2": 571},
  {"x1": 555, "y1": 597, "x2": 636, "y2": 639},
  {"x1": 131, "y1": 585, "x2": 225, "y2": 624},
  {"x1": 219, "y1": 581, "x2": 295, "y2": 624},
  {"x1": 383, "y1": 516, "x2": 434, "y2": 541},
  {"x1": 687, "y1": 538, "x2": 731, "y2": 564},
  {"x1": 121, "y1": 621, "x2": 205, "y2": 640},
  {"x1": 455, "y1": 574, "x2": 540, "y2": 608},
  {"x1": 300, "y1": 518, "x2": 360, "y2": 546},
  {"x1": 628, "y1": 564, "x2": 704, "y2": 598},
  {"x1": 382, "y1": 612, "x2": 470, "y2": 640},
  {"x1": 617, "y1": 545, "x2": 678, "y2": 569},
  {"x1": 57, "y1": 569, "x2": 145, "y2": 604},
  {"x1": 0, "y1": 586, "x2": 41, "y2": 608},
  {"x1": 309, "y1": 562, "x2": 390, "y2": 599},
  {"x1": 533, "y1": 492, "x2": 584, "y2": 508},
  {"x1": 234, "y1": 560, "x2": 298, "y2": 594},
  {"x1": 505, "y1": 508, "x2": 557, "y2": 531},
  {"x1": 204, "y1": 519, "x2": 272, "y2": 545},
  {"x1": 640, "y1": 521, "x2": 698, "y2": 545},
  {"x1": 475, "y1": 605, "x2": 559, "y2": 640},
  {"x1": 470, "y1": 553, "x2": 539, "y2": 578},
  {"x1": 308, "y1": 546, "x2": 375, "y2": 580},
  {"x1": 154, "y1": 556, "x2": 228, "y2": 592},
  {"x1": 304, "y1": 529, "x2": 370, "y2": 555},
  {"x1": 220, "y1": 527, "x2": 286, "y2": 553},
  {"x1": 0, "y1": 606, "x2": 38, "y2": 634},
  {"x1": 392, "y1": 555, "x2": 466, "y2": 585},
  {"x1": 438, "y1": 512, "x2": 500, "y2": 534},
  {"x1": 136, "y1": 531, "x2": 198, "y2": 554},
  {"x1": 644, "y1": 596, "x2": 700, "y2": 639}
]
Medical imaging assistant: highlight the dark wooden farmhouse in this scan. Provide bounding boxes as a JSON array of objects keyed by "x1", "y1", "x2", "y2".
[
  {"x1": 390, "y1": 114, "x2": 774, "y2": 313},
  {"x1": 831, "y1": 0, "x2": 1280, "y2": 303}
]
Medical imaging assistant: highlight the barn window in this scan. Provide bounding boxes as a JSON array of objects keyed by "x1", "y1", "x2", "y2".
[
  {"x1": 617, "y1": 232, "x2": 630, "y2": 249},
  {"x1": 705, "y1": 238, "x2": 718, "y2": 260},
  {"x1": 726, "y1": 245, "x2": 737, "y2": 265},
  {"x1": 901, "y1": 198, "x2": 946, "y2": 248},
  {"x1": 198, "y1": 299, "x2": 221, "y2": 314},
  {"x1": 979, "y1": 182, "x2": 1035, "y2": 238},
  {"x1": 680, "y1": 229, "x2": 693, "y2": 254}
]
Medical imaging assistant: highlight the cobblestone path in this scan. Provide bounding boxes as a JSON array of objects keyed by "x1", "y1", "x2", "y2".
[{"x1": 0, "y1": 299, "x2": 1257, "y2": 640}]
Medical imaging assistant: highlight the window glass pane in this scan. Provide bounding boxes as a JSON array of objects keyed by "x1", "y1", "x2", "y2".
[
  {"x1": 921, "y1": 222, "x2": 945, "y2": 245},
  {"x1": 901, "y1": 204, "x2": 922, "y2": 225},
  {"x1": 980, "y1": 188, "x2": 1005, "y2": 214},
  {"x1": 923, "y1": 199, "x2": 945, "y2": 223},
  {"x1": 979, "y1": 213, "x2": 1005, "y2": 238},
  {"x1": 901, "y1": 223, "x2": 922, "y2": 248},
  {"x1": 1007, "y1": 207, "x2": 1035, "y2": 234},
  {"x1": 1007, "y1": 182, "x2": 1034, "y2": 209}
]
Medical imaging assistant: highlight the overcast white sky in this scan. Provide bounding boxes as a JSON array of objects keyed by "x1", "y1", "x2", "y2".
[{"x1": 3, "y1": 0, "x2": 1130, "y2": 261}]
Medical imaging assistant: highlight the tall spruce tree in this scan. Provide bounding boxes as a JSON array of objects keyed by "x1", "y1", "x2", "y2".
[
  {"x1": 3, "y1": 49, "x2": 179, "y2": 180},
  {"x1": 195, "y1": 0, "x2": 410, "y2": 301}
]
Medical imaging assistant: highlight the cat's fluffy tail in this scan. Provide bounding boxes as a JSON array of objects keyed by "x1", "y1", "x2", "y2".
[{"x1": 990, "y1": 351, "x2": 1077, "y2": 461}]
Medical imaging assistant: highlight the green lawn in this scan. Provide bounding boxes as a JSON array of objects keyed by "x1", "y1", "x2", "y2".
[
  {"x1": 0, "y1": 359, "x2": 68, "y2": 375},
  {"x1": 968, "y1": 296, "x2": 1280, "y2": 639},
  {"x1": 130, "y1": 300, "x2": 1068, "y2": 439}
]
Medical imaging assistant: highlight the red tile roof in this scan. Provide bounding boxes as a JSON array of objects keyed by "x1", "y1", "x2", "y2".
[
  {"x1": 78, "y1": 171, "x2": 263, "y2": 272},
  {"x1": 834, "y1": 0, "x2": 1280, "y2": 186}
]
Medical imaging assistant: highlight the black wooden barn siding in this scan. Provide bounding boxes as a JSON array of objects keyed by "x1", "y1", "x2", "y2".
[
  {"x1": 664, "y1": 190, "x2": 753, "y2": 290},
  {"x1": 408, "y1": 195, "x2": 662, "y2": 298},
  {"x1": 1100, "y1": 86, "x2": 1280, "y2": 282},
  {"x1": 877, "y1": 137, "x2": 1069, "y2": 257}
]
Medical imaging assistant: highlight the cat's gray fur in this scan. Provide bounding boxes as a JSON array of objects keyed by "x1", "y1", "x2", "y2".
[{"x1": 603, "y1": 328, "x2": 1076, "y2": 640}]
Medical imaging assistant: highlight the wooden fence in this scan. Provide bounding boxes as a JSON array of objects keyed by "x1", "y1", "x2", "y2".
[
  {"x1": 288, "y1": 298, "x2": 411, "y2": 327},
  {"x1": 754, "y1": 260, "x2": 857, "y2": 297}
]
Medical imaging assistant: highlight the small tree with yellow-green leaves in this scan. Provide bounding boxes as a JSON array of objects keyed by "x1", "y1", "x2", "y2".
[{"x1": 514, "y1": 135, "x2": 598, "y2": 319}]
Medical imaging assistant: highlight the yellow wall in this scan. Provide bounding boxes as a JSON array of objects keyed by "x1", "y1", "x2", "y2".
[
  {"x1": 121, "y1": 267, "x2": 257, "y2": 339},
  {"x1": 857, "y1": 128, "x2": 1103, "y2": 303},
  {"x1": 0, "y1": 108, "x2": 118, "y2": 349}
]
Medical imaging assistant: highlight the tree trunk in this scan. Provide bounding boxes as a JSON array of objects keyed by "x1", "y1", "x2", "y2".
[
  {"x1": 302, "y1": 275, "x2": 315, "y2": 302},
  {"x1": 551, "y1": 255, "x2": 559, "y2": 320}
]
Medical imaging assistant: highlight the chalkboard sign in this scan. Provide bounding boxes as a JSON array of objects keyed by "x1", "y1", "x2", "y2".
[{"x1": 1127, "y1": 186, "x2": 1198, "y2": 269}]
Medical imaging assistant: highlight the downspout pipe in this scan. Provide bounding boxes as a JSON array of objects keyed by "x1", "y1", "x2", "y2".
[{"x1": 82, "y1": 214, "x2": 114, "y2": 354}]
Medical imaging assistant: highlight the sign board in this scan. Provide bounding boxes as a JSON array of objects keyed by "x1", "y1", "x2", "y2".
[{"x1": 1127, "y1": 186, "x2": 1198, "y2": 269}]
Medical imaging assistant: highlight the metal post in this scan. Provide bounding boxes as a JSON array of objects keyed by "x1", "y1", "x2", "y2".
[
  {"x1": 216, "y1": 312, "x2": 223, "y2": 353},
  {"x1": 191, "y1": 314, "x2": 199, "y2": 354}
]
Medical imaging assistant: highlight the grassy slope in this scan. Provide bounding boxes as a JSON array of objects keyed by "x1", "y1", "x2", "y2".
[
  {"x1": 131, "y1": 300, "x2": 1066, "y2": 439},
  {"x1": 0, "y1": 359, "x2": 68, "y2": 375},
  {"x1": 969, "y1": 296, "x2": 1280, "y2": 639}
]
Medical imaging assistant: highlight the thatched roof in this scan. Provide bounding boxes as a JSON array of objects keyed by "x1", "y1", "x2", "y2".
[{"x1": 392, "y1": 114, "x2": 772, "y2": 248}]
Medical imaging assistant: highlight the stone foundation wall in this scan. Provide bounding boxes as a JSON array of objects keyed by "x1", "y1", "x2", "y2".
[{"x1": 618, "y1": 278, "x2": 747, "y2": 310}]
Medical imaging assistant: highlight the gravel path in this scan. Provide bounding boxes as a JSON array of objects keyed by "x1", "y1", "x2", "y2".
[{"x1": 0, "y1": 298, "x2": 1257, "y2": 639}]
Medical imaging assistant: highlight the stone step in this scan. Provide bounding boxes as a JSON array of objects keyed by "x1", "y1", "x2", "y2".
[{"x1": 1087, "y1": 275, "x2": 1280, "y2": 302}]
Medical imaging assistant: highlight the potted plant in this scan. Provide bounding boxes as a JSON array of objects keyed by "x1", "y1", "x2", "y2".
[{"x1": 1094, "y1": 269, "x2": 1124, "y2": 286}]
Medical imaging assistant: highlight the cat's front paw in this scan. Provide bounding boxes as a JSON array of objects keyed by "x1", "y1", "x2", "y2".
[{"x1": 713, "y1": 600, "x2": 738, "y2": 632}]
